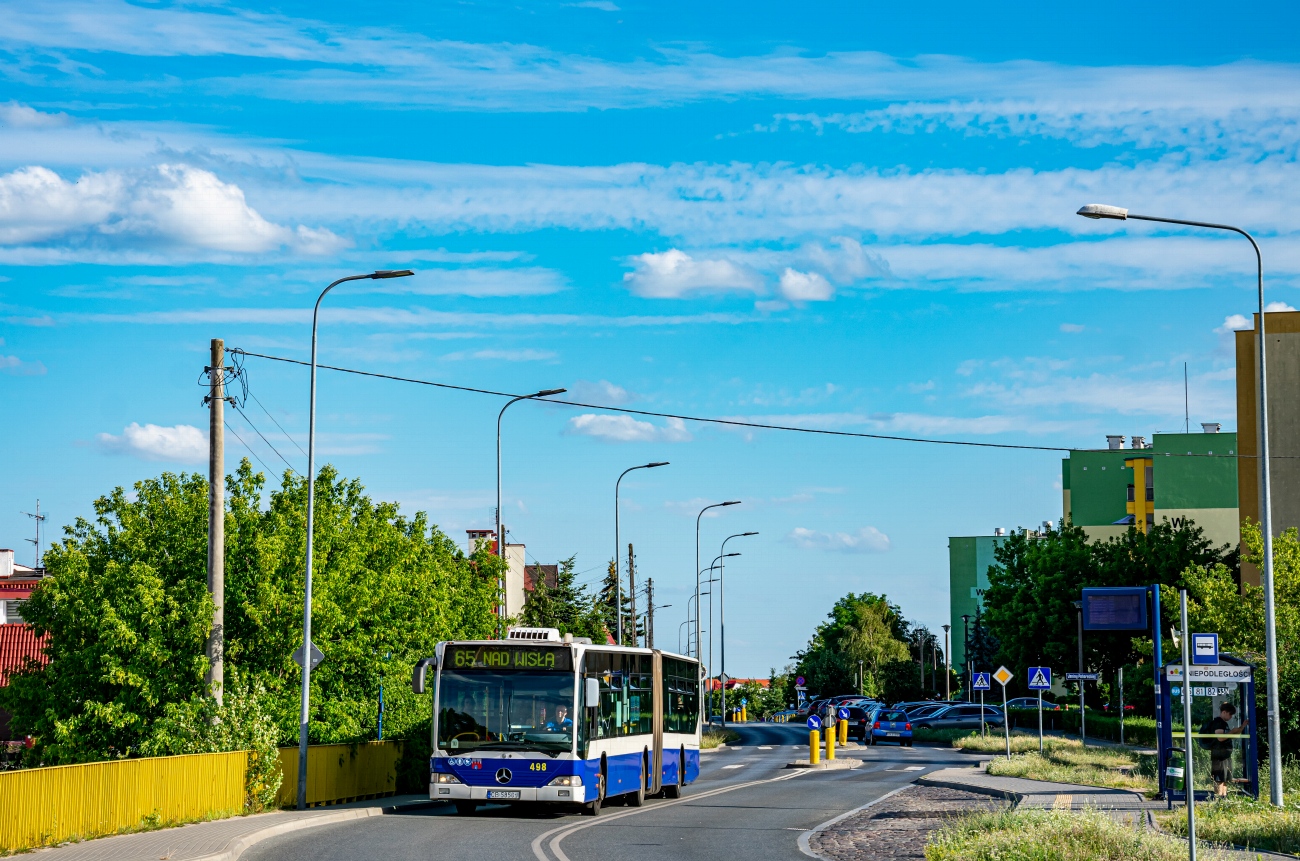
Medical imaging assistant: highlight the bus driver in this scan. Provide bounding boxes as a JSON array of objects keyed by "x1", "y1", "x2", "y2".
[{"x1": 545, "y1": 704, "x2": 573, "y2": 733}]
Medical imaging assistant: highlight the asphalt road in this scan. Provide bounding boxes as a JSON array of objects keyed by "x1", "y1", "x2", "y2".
[{"x1": 245, "y1": 725, "x2": 986, "y2": 861}]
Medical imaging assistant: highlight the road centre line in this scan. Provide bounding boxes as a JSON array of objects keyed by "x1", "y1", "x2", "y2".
[{"x1": 531, "y1": 770, "x2": 808, "y2": 861}]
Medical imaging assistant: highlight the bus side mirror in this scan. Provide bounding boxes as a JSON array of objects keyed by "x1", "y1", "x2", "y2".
[
  {"x1": 585, "y1": 677, "x2": 600, "y2": 708},
  {"x1": 412, "y1": 657, "x2": 437, "y2": 694}
]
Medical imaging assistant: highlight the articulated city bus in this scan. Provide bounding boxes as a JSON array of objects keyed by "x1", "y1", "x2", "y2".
[{"x1": 411, "y1": 627, "x2": 703, "y2": 816}]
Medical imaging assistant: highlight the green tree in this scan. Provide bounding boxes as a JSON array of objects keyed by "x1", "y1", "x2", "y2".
[
  {"x1": 596, "y1": 558, "x2": 635, "y2": 645},
  {"x1": 792, "y1": 592, "x2": 913, "y2": 698},
  {"x1": 0, "y1": 460, "x2": 503, "y2": 766},
  {"x1": 982, "y1": 520, "x2": 1231, "y2": 705}
]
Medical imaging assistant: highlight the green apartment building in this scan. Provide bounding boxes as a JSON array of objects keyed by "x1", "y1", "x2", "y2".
[{"x1": 950, "y1": 428, "x2": 1239, "y2": 672}]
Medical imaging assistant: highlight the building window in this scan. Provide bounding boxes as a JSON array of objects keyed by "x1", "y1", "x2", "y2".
[{"x1": 3, "y1": 599, "x2": 23, "y2": 625}]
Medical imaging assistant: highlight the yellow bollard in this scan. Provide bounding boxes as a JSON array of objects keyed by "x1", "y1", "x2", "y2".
[
  {"x1": 826, "y1": 725, "x2": 836, "y2": 760},
  {"x1": 741, "y1": 706, "x2": 748, "y2": 722},
  {"x1": 809, "y1": 730, "x2": 821, "y2": 765},
  {"x1": 838, "y1": 718, "x2": 848, "y2": 746}
]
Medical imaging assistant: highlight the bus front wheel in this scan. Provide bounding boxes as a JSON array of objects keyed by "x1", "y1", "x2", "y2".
[{"x1": 585, "y1": 771, "x2": 606, "y2": 816}]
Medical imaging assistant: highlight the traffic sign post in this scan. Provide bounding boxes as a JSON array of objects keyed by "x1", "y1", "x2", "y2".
[
  {"x1": 1028, "y1": 667, "x2": 1052, "y2": 754},
  {"x1": 807, "y1": 714, "x2": 821, "y2": 765},
  {"x1": 993, "y1": 666, "x2": 1013, "y2": 759},
  {"x1": 1192, "y1": 633, "x2": 1219, "y2": 666},
  {"x1": 973, "y1": 672, "x2": 992, "y2": 737}
]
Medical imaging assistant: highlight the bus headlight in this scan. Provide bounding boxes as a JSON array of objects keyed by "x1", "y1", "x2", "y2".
[
  {"x1": 435, "y1": 773, "x2": 463, "y2": 784},
  {"x1": 547, "y1": 775, "x2": 582, "y2": 787}
]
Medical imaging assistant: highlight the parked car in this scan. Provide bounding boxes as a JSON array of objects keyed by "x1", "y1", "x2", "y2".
[
  {"x1": 911, "y1": 704, "x2": 1005, "y2": 730},
  {"x1": 868, "y1": 709, "x2": 913, "y2": 746},
  {"x1": 1102, "y1": 703, "x2": 1136, "y2": 712},
  {"x1": 905, "y1": 703, "x2": 950, "y2": 720},
  {"x1": 1006, "y1": 697, "x2": 1060, "y2": 710},
  {"x1": 841, "y1": 706, "x2": 875, "y2": 741}
]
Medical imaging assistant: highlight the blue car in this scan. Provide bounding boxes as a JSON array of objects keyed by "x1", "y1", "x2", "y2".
[{"x1": 868, "y1": 709, "x2": 913, "y2": 746}]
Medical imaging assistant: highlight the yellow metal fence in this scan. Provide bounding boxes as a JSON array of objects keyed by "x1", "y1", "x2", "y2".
[
  {"x1": 275, "y1": 741, "x2": 403, "y2": 808},
  {"x1": 0, "y1": 750, "x2": 247, "y2": 852}
]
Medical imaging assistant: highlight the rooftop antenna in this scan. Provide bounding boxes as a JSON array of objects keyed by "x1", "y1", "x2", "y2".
[
  {"x1": 22, "y1": 499, "x2": 46, "y2": 568},
  {"x1": 1184, "y1": 362, "x2": 1189, "y2": 433}
]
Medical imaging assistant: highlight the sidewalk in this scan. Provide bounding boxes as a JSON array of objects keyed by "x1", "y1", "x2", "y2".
[{"x1": 29, "y1": 794, "x2": 437, "y2": 861}]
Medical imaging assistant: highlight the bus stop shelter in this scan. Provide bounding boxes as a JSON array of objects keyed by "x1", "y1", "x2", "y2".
[{"x1": 1160, "y1": 653, "x2": 1258, "y2": 801}]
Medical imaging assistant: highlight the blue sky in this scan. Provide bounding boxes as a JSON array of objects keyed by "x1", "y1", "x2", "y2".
[{"x1": 3, "y1": 0, "x2": 1299, "y2": 678}]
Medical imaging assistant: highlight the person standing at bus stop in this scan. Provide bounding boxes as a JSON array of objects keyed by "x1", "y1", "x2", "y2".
[{"x1": 1205, "y1": 702, "x2": 1248, "y2": 798}]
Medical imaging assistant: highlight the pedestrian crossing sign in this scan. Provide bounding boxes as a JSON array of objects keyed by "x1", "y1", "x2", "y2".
[
  {"x1": 972, "y1": 672, "x2": 991, "y2": 691},
  {"x1": 1028, "y1": 666, "x2": 1052, "y2": 690},
  {"x1": 993, "y1": 666, "x2": 1013, "y2": 686}
]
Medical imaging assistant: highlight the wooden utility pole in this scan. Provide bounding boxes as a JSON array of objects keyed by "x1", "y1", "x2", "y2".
[
  {"x1": 205, "y1": 338, "x2": 225, "y2": 705},
  {"x1": 645, "y1": 577, "x2": 655, "y2": 649},
  {"x1": 627, "y1": 542, "x2": 636, "y2": 647}
]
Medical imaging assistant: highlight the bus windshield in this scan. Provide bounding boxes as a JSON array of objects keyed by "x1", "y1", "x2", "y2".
[{"x1": 438, "y1": 669, "x2": 575, "y2": 756}]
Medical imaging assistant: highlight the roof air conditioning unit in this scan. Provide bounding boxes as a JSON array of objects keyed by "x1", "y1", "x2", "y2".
[
  {"x1": 507, "y1": 627, "x2": 562, "y2": 641},
  {"x1": 1107, "y1": 435, "x2": 1125, "y2": 450},
  {"x1": 1202, "y1": 422, "x2": 1221, "y2": 434}
]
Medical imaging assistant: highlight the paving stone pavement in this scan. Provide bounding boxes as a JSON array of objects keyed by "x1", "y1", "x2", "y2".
[
  {"x1": 808, "y1": 784, "x2": 1006, "y2": 860},
  {"x1": 27, "y1": 795, "x2": 434, "y2": 861}
]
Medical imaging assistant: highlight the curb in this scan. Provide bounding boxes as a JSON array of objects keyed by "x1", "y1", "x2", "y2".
[
  {"x1": 796, "y1": 783, "x2": 912, "y2": 859},
  {"x1": 915, "y1": 773, "x2": 1020, "y2": 804},
  {"x1": 189, "y1": 798, "x2": 441, "y2": 861}
]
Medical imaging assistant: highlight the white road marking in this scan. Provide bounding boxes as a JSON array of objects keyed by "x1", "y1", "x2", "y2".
[
  {"x1": 885, "y1": 766, "x2": 926, "y2": 771},
  {"x1": 722, "y1": 763, "x2": 747, "y2": 769},
  {"x1": 532, "y1": 770, "x2": 808, "y2": 861},
  {"x1": 758, "y1": 745, "x2": 773, "y2": 749}
]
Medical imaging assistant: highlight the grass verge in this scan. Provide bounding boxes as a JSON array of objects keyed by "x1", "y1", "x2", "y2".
[
  {"x1": 701, "y1": 728, "x2": 740, "y2": 750},
  {"x1": 980, "y1": 735, "x2": 1157, "y2": 793},
  {"x1": 925, "y1": 807, "x2": 1228, "y2": 861},
  {"x1": 1156, "y1": 797, "x2": 1300, "y2": 856}
]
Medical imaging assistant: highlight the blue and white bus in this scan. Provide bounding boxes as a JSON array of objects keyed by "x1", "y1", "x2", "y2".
[{"x1": 411, "y1": 627, "x2": 703, "y2": 815}]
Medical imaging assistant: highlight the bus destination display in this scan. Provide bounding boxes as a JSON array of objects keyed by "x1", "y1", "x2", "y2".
[{"x1": 446, "y1": 644, "x2": 573, "y2": 672}]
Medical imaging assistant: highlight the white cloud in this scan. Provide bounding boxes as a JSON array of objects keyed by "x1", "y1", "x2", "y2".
[
  {"x1": 778, "y1": 268, "x2": 833, "y2": 302},
  {"x1": 0, "y1": 101, "x2": 69, "y2": 128},
  {"x1": 442, "y1": 348, "x2": 557, "y2": 362},
  {"x1": 564, "y1": 414, "x2": 692, "y2": 443},
  {"x1": 569, "y1": 380, "x2": 634, "y2": 404},
  {"x1": 1266, "y1": 301, "x2": 1298, "y2": 313},
  {"x1": 564, "y1": 1, "x2": 620, "y2": 9},
  {"x1": 623, "y1": 249, "x2": 764, "y2": 299},
  {"x1": 1060, "y1": 323, "x2": 1085, "y2": 333},
  {"x1": 97, "y1": 422, "x2": 207, "y2": 462},
  {"x1": 368, "y1": 267, "x2": 567, "y2": 297},
  {"x1": 0, "y1": 353, "x2": 46, "y2": 375},
  {"x1": 0, "y1": 164, "x2": 345, "y2": 256},
  {"x1": 1215, "y1": 314, "x2": 1251, "y2": 334},
  {"x1": 785, "y1": 526, "x2": 891, "y2": 554}
]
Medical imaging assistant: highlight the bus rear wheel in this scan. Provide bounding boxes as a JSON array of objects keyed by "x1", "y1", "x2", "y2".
[{"x1": 662, "y1": 747, "x2": 684, "y2": 799}]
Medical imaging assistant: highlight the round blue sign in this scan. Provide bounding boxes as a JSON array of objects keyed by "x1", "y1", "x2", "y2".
[
  {"x1": 838, "y1": 707, "x2": 850, "y2": 719},
  {"x1": 807, "y1": 715, "x2": 822, "y2": 729},
  {"x1": 741, "y1": 697, "x2": 748, "y2": 705}
]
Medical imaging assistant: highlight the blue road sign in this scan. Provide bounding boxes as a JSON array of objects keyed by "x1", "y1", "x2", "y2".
[
  {"x1": 838, "y1": 707, "x2": 850, "y2": 719},
  {"x1": 807, "y1": 715, "x2": 822, "y2": 730},
  {"x1": 1028, "y1": 667, "x2": 1052, "y2": 690},
  {"x1": 972, "y1": 672, "x2": 991, "y2": 691},
  {"x1": 1192, "y1": 633, "x2": 1219, "y2": 666},
  {"x1": 741, "y1": 697, "x2": 748, "y2": 706}
]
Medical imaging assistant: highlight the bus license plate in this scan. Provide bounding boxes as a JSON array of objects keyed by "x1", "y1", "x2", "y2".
[{"x1": 487, "y1": 790, "x2": 521, "y2": 800}]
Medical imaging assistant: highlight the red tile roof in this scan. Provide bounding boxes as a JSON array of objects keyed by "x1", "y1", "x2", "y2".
[{"x1": 0, "y1": 625, "x2": 48, "y2": 686}]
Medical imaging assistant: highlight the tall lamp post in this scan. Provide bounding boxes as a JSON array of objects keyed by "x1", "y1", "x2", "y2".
[
  {"x1": 962, "y1": 614, "x2": 971, "y2": 698},
  {"x1": 718, "y1": 532, "x2": 756, "y2": 728},
  {"x1": 699, "y1": 553, "x2": 737, "y2": 716},
  {"x1": 298, "y1": 268, "x2": 414, "y2": 810},
  {"x1": 615, "y1": 462, "x2": 669, "y2": 644},
  {"x1": 1078, "y1": 203, "x2": 1281, "y2": 804},
  {"x1": 941, "y1": 624, "x2": 951, "y2": 700},
  {"x1": 496, "y1": 387, "x2": 566, "y2": 638},
  {"x1": 695, "y1": 501, "x2": 740, "y2": 658}
]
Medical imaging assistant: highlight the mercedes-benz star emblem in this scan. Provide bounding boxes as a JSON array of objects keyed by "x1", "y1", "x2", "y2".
[{"x1": 495, "y1": 768, "x2": 512, "y2": 785}]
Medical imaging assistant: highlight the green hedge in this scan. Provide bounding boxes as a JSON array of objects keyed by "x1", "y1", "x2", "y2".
[{"x1": 1006, "y1": 708, "x2": 1157, "y2": 748}]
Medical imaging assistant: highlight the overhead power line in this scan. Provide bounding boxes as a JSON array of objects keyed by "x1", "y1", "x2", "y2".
[{"x1": 230, "y1": 348, "x2": 1266, "y2": 459}]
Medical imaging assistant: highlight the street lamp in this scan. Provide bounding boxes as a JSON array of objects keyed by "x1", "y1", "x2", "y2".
[
  {"x1": 615, "y1": 462, "x2": 669, "y2": 644},
  {"x1": 941, "y1": 624, "x2": 951, "y2": 700},
  {"x1": 694, "y1": 501, "x2": 740, "y2": 658},
  {"x1": 298, "y1": 268, "x2": 413, "y2": 810},
  {"x1": 962, "y1": 614, "x2": 971, "y2": 698},
  {"x1": 496, "y1": 387, "x2": 566, "y2": 637},
  {"x1": 718, "y1": 532, "x2": 757, "y2": 728},
  {"x1": 696, "y1": 556, "x2": 734, "y2": 716},
  {"x1": 1078, "y1": 203, "x2": 1281, "y2": 803},
  {"x1": 678, "y1": 620, "x2": 691, "y2": 654}
]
